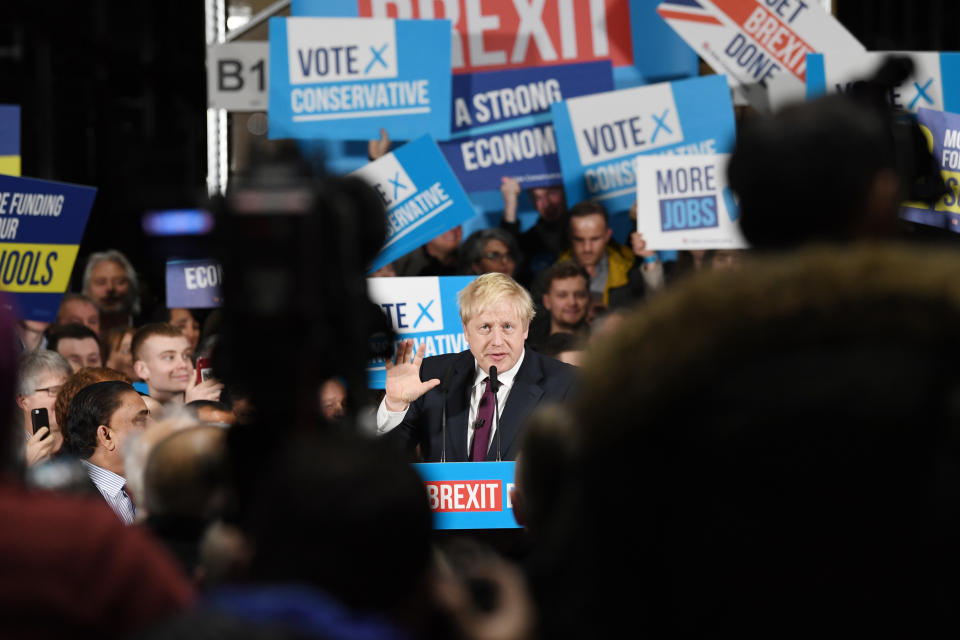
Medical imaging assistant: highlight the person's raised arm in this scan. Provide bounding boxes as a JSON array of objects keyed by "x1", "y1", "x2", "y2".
[
  {"x1": 500, "y1": 177, "x2": 521, "y2": 225},
  {"x1": 368, "y1": 128, "x2": 391, "y2": 161},
  {"x1": 384, "y1": 339, "x2": 441, "y2": 412}
]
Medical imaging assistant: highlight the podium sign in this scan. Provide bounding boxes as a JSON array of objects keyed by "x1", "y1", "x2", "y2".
[{"x1": 414, "y1": 461, "x2": 520, "y2": 530}]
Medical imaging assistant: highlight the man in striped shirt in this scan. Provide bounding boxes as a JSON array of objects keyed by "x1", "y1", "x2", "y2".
[{"x1": 62, "y1": 380, "x2": 150, "y2": 524}]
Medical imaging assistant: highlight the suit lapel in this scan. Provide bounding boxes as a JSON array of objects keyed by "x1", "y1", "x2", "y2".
[
  {"x1": 444, "y1": 354, "x2": 475, "y2": 462},
  {"x1": 488, "y1": 352, "x2": 544, "y2": 461}
]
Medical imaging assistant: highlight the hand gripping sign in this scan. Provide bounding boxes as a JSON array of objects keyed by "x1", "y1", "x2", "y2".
[
  {"x1": 352, "y1": 135, "x2": 476, "y2": 274},
  {"x1": 439, "y1": 60, "x2": 614, "y2": 192},
  {"x1": 0, "y1": 174, "x2": 95, "y2": 322},
  {"x1": 807, "y1": 52, "x2": 960, "y2": 116},
  {"x1": 366, "y1": 275, "x2": 475, "y2": 389},
  {"x1": 635, "y1": 153, "x2": 747, "y2": 250},
  {"x1": 657, "y1": 0, "x2": 865, "y2": 111},
  {"x1": 551, "y1": 74, "x2": 736, "y2": 214},
  {"x1": 268, "y1": 17, "x2": 452, "y2": 140}
]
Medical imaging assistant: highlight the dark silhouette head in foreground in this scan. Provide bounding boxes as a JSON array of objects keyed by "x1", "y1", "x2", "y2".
[{"x1": 536, "y1": 244, "x2": 960, "y2": 636}]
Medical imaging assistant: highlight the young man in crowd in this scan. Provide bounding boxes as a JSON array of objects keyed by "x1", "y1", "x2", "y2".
[
  {"x1": 132, "y1": 323, "x2": 222, "y2": 405},
  {"x1": 47, "y1": 323, "x2": 102, "y2": 372},
  {"x1": 500, "y1": 177, "x2": 568, "y2": 278},
  {"x1": 541, "y1": 261, "x2": 591, "y2": 339}
]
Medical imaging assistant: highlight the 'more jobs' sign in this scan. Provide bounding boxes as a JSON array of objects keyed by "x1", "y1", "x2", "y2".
[
  {"x1": 268, "y1": 17, "x2": 452, "y2": 139},
  {"x1": 635, "y1": 153, "x2": 746, "y2": 250},
  {"x1": 551, "y1": 74, "x2": 736, "y2": 214},
  {"x1": 352, "y1": 135, "x2": 476, "y2": 274},
  {"x1": 0, "y1": 174, "x2": 95, "y2": 322},
  {"x1": 366, "y1": 275, "x2": 475, "y2": 389},
  {"x1": 439, "y1": 60, "x2": 614, "y2": 192},
  {"x1": 657, "y1": 0, "x2": 865, "y2": 110}
]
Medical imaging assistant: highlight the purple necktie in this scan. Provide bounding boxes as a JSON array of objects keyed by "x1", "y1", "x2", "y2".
[{"x1": 470, "y1": 377, "x2": 497, "y2": 462}]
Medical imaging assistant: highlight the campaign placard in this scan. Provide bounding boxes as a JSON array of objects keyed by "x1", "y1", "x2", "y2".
[
  {"x1": 352, "y1": 135, "x2": 477, "y2": 273},
  {"x1": 268, "y1": 17, "x2": 452, "y2": 140},
  {"x1": 635, "y1": 153, "x2": 746, "y2": 250},
  {"x1": 806, "y1": 52, "x2": 960, "y2": 115},
  {"x1": 0, "y1": 174, "x2": 96, "y2": 322},
  {"x1": 414, "y1": 461, "x2": 519, "y2": 529},
  {"x1": 166, "y1": 259, "x2": 224, "y2": 309},
  {"x1": 366, "y1": 275, "x2": 475, "y2": 389},
  {"x1": 294, "y1": 0, "x2": 634, "y2": 73},
  {"x1": 551, "y1": 74, "x2": 736, "y2": 214},
  {"x1": 438, "y1": 61, "x2": 614, "y2": 192},
  {"x1": 0, "y1": 105, "x2": 20, "y2": 177},
  {"x1": 657, "y1": 0, "x2": 865, "y2": 111},
  {"x1": 900, "y1": 108, "x2": 960, "y2": 232}
]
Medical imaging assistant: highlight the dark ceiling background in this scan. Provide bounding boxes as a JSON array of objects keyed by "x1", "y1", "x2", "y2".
[{"x1": 0, "y1": 0, "x2": 956, "y2": 300}]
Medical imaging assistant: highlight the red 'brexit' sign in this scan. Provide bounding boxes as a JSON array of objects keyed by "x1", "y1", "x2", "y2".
[
  {"x1": 426, "y1": 480, "x2": 502, "y2": 512},
  {"x1": 358, "y1": 0, "x2": 633, "y2": 73}
]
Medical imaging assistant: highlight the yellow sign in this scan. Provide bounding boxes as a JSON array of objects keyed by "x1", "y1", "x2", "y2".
[{"x1": 0, "y1": 243, "x2": 80, "y2": 292}]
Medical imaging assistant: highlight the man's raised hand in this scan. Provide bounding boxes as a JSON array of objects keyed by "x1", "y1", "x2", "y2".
[{"x1": 384, "y1": 339, "x2": 440, "y2": 412}]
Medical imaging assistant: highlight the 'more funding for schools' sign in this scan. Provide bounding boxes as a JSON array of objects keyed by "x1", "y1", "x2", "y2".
[
  {"x1": 352, "y1": 135, "x2": 476, "y2": 274},
  {"x1": 439, "y1": 61, "x2": 614, "y2": 192},
  {"x1": 0, "y1": 174, "x2": 96, "y2": 322},
  {"x1": 635, "y1": 153, "x2": 747, "y2": 250},
  {"x1": 551, "y1": 74, "x2": 736, "y2": 214},
  {"x1": 268, "y1": 17, "x2": 452, "y2": 140},
  {"x1": 806, "y1": 52, "x2": 960, "y2": 115},
  {"x1": 900, "y1": 108, "x2": 960, "y2": 233},
  {"x1": 366, "y1": 275, "x2": 475, "y2": 389},
  {"x1": 657, "y1": 0, "x2": 865, "y2": 112}
]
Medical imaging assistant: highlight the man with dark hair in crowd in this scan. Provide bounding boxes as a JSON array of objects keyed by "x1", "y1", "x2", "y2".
[
  {"x1": 500, "y1": 177, "x2": 568, "y2": 277},
  {"x1": 558, "y1": 201, "x2": 662, "y2": 314},
  {"x1": 132, "y1": 323, "x2": 222, "y2": 405},
  {"x1": 16, "y1": 349, "x2": 73, "y2": 466},
  {"x1": 47, "y1": 322, "x2": 102, "y2": 372},
  {"x1": 0, "y1": 300, "x2": 192, "y2": 634},
  {"x1": 540, "y1": 261, "x2": 591, "y2": 339},
  {"x1": 82, "y1": 249, "x2": 141, "y2": 334},
  {"x1": 55, "y1": 292, "x2": 101, "y2": 336},
  {"x1": 62, "y1": 380, "x2": 150, "y2": 524}
]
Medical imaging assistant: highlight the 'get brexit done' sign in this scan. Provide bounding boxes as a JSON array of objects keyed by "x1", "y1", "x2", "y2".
[
  {"x1": 551, "y1": 74, "x2": 736, "y2": 214},
  {"x1": 635, "y1": 153, "x2": 746, "y2": 250},
  {"x1": 439, "y1": 61, "x2": 614, "y2": 192},
  {"x1": 0, "y1": 174, "x2": 95, "y2": 322},
  {"x1": 268, "y1": 17, "x2": 452, "y2": 140},
  {"x1": 366, "y1": 275, "x2": 475, "y2": 389},
  {"x1": 353, "y1": 135, "x2": 476, "y2": 273}
]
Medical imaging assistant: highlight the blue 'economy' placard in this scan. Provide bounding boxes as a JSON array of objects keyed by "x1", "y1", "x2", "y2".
[
  {"x1": 807, "y1": 52, "x2": 960, "y2": 115},
  {"x1": 414, "y1": 461, "x2": 519, "y2": 530},
  {"x1": 551, "y1": 74, "x2": 736, "y2": 213},
  {"x1": 438, "y1": 61, "x2": 614, "y2": 193},
  {"x1": 166, "y1": 259, "x2": 224, "y2": 309},
  {"x1": 268, "y1": 17, "x2": 452, "y2": 140},
  {"x1": 366, "y1": 275, "x2": 474, "y2": 389},
  {"x1": 0, "y1": 174, "x2": 96, "y2": 322},
  {"x1": 901, "y1": 107, "x2": 960, "y2": 232},
  {"x1": 352, "y1": 135, "x2": 476, "y2": 273}
]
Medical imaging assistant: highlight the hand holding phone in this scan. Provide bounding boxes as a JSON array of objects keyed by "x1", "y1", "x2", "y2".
[
  {"x1": 196, "y1": 356, "x2": 213, "y2": 385},
  {"x1": 31, "y1": 408, "x2": 50, "y2": 439}
]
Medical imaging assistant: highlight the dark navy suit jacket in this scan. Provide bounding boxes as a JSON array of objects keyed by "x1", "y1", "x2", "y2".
[{"x1": 384, "y1": 349, "x2": 577, "y2": 462}]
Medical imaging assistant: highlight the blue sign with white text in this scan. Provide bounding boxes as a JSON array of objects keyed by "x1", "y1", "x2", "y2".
[
  {"x1": 551, "y1": 74, "x2": 736, "y2": 214},
  {"x1": 0, "y1": 174, "x2": 95, "y2": 322},
  {"x1": 415, "y1": 461, "x2": 519, "y2": 530},
  {"x1": 367, "y1": 275, "x2": 475, "y2": 389},
  {"x1": 439, "y1": 61, "x2": 614, "y2": 192},
  {"x1": 166, "y1": 259, "x2": 224, "y2": 309},
  {"x1": 353, "y1": 136, "x2": 476, "y2": 273},
  {"x1": 268, "y1": 17, "x2": 452, "y2": 140},
  {"x1": 900, "y1": 107, "x2": 960, "y2": 232}
]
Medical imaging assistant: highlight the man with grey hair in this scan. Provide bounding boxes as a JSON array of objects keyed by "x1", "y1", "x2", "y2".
[
  {"x1": 377, "y1": 272, "x2": 577, "y2": 461},
  {"x1": 16, "y1": 350, "x2": 72, "y2": 465},
  {"x1": 82, "y1": 249, "x2": 141, "y2": 334}
]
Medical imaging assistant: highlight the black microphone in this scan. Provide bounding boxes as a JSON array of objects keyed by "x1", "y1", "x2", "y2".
[
  {"x1": 489, "y1": 366, "x2": 501, "y2": 462},
  {"x1": 439, "y1": 361, "x2": 457, "y2": 463}
]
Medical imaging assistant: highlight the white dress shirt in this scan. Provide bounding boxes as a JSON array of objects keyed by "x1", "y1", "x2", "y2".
[
  {"x1": 377, "y1": 350, "x2": 526, "y2": 458},
  {"x1": 81, "y1": 460, "x2": 136, "y2": 525}
]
